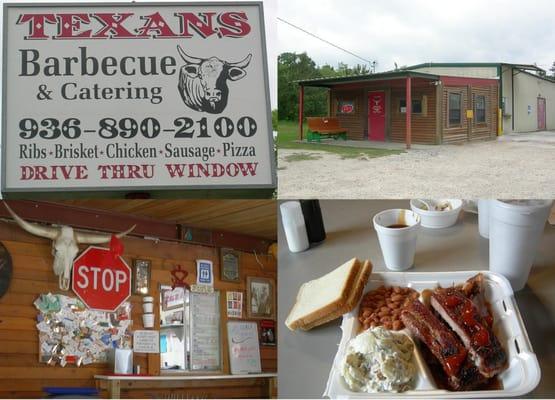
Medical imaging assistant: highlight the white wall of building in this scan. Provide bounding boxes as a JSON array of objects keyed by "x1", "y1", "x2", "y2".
[
  {"x1": 513, "y1": 70, "x2": 555, "y2": 132},
  {"x1": 409, "y1": 66, "x2": 498, "y2": 79},
  {"x1": 501, "y1": 66, "x2": 514, "y2": 133}
]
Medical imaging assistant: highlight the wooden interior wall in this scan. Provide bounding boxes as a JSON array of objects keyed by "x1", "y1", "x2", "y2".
[
  {"x1": 0, "y1": 219, "x2": 276, "y2": 399},
  {"x1": 390, "y1": 85, "x2": 438, "y2": 144},
  {"x1": 330, "y1": 89, "x2": 366, "y2": 139}
]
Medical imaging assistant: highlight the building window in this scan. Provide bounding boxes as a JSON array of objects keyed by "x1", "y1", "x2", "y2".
[
  {"x1": 448, "y1": 92, "x2": 462, "y2": 126},
  {"x1": 399, "y1": 99, "x2": 422, "y2": 114},
  {"x1": 337, "y1": 100, "x2": 355, "y2": 114},
  {"x1": 475, "y1": 95, "x2": 486, "y2": 123}
]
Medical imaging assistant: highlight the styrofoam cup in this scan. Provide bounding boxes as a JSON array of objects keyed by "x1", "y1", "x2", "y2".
[
  {"x1": 142, "y1": 303, "x2": 153, "y2": 313},
  {"x1": 478, "y1": 199, "x2": 491, "y2": 239},
  {"x1": 142, "y1": 313, "x2": 154, "y2": 328},
  {"x1": 489, "y1": 200, "x2": 553, "y2": 291},
  {"x1": 373, "y1": 209, "x2": 421, "y2": 271}
]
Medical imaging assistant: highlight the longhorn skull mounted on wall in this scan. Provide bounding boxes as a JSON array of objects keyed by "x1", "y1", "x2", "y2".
[{"x1": 3, "y1": 203, "x2": 135, "y2": 291}]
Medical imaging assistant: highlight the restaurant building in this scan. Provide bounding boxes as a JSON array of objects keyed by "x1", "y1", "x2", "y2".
[
  {"x1": 0, "y1": 200, "x2": 277, "y2": 399},
  {"x1": 297, "y1": 63, "x2": 555, "y2": 147}
]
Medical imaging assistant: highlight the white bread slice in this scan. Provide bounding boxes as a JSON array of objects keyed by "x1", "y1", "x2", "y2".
[
  {"x1": 301, "y1": 260, "x2": 372, "y2": 330},
  {"x1": 285, "y1": 258, "x2": 361, "y2": 331}
]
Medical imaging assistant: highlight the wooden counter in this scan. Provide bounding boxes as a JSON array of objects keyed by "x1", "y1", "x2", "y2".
[{"x1": 95, "y1": 373, "x2": 278, "y2": 399}]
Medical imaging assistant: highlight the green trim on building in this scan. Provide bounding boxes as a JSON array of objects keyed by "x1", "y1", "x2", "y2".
[
  {"x1": 406, "y1": 62, "x2": 503, "y2": 70},
  {"x1": 296, "y1": 71, "x2": 440, "y2": 87},
  {"x1": 405, "y1": 62, "x2": 544, "y2": 77}
]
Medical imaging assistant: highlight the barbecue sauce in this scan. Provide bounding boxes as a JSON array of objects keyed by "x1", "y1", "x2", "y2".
[
  {"x1": 444, "y1": 353, "x2": 466, "y2": 376},
  {"x1": 444, "y1": 293, "x2": 490, "y2": 347},
  {"x1": 420, "y1": 343, "x2": 503, "y2": 391}
]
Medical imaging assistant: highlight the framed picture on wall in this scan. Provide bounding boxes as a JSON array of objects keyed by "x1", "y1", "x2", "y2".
[
  {"x1": 220, "y1": 248, "x2": 240, "y2": 282},
  {"x1": 337, "y1": 99, "x2": 355, "y2": 114},
  {"x1": 162, "y1": 287, "x2": 185, "y2": 311},
  {"x1": 132, "y1": 259, "x2": 151, "y2": 295},
  {"x1": 260, "y1": 319, "x2": 276, "y2": 346},
  {"x1": 247, "y1": 277, "x2": 275, "y2": 320}
]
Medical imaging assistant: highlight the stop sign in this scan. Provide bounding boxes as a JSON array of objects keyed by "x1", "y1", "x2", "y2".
[{"x1": 72, "y1": 246, "x2": 131, "y2": 312}]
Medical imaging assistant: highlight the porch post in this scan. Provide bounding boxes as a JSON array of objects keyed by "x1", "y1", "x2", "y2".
[
  {"x1": 298, "y1": 85, "x2": 304, "y2": 141},
  {"x1": 406, "y1": 76, "x2": 412, "y2": 149}
]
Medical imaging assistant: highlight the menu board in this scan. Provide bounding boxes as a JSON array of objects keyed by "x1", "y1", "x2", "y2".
[
  {"x1": 227, "y1": 321, "x2": 261, "y2": 374},
  {"x1": 190, "y1": 291, "x2": 221, "y2": 371}
]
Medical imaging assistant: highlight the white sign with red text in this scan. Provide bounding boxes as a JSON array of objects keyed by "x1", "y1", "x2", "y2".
[{"x1": 2, "y1": 3, "x2": 275, "y2": 193}]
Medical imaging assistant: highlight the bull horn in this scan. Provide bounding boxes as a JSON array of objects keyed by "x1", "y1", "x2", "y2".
[
  {"x1": 3, "y1": 202, "x2": 58, "y2": 240},
  {"x1": 75, "y1": 224, "x2": 136, "y2": 244},
  {"x1": 229, "y1": 53, "x2": 252, "y2": 69},
  {"x1": 176, "y1": 45, "x2": 203, "y2": 64}
]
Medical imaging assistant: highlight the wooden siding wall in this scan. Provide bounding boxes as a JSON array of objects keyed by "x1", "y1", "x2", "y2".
[
  {"x1": 390, "y1": 86, "x2": 438, "y2": 144},
  {"x1": 470, "y1": 85, "x2": 498, "y2": 140},
  {"x1": 0, "y1": 221, "x2": 276, "y2": 399},
  {"x1": 442, "y1": 85, "x2": 498, "y2": 143},
  {"x1": 330, "y1": 89, "x2": 366, "y2": 139},
  {"x1": 442, "y1": 86, "x2": 469, "y2": 143}
]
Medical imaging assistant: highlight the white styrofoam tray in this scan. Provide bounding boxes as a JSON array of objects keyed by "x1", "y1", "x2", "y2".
[{"x1": 324, "y1": 271, "x2": 541, "y2": 398}]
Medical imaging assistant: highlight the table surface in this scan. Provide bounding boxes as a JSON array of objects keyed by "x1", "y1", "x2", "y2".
[{"x1": 278, "y1": 200, "x2": 555, "y2": 398}]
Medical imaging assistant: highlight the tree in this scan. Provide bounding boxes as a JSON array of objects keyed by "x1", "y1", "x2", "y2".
[
  {"x1": 549, "y1": 62, "x2": 555, "y2": 79},
  {"x1": 278, "y1": 52, "x2": 327, "y2": 120},
  {"x1": 278, "y1": 52, "x2": 372, "y2": 121}
]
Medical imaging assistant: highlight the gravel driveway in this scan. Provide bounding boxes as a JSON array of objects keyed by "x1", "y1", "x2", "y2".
[{"x1": 278, "y1": 132, "x2": 555, "y2": 199}]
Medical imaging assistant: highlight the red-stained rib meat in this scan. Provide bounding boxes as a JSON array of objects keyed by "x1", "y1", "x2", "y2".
[
  {"x1": 460, "y1": 273, "x2": 493, "y2": 327},
  {"x1": 431, "y1": 289, "x2": 508, "y2": 378},
  {"x1": 401, "y1": 300, "x2": 486, "y2": 390}
]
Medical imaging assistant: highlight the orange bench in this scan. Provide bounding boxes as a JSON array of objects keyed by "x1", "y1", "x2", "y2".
[{"x1": 306, "y1": 117, "x2": 348, "y2": 142}]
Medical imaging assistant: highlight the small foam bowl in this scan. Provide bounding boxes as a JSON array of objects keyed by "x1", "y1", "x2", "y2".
[{"x1": 410, "y1": 199, "x2": 462, "y2": 229}]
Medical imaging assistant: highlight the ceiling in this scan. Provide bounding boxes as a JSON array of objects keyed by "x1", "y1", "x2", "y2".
[{"x1": 58, "y1": 200, "x2": 277, "y2": 240}]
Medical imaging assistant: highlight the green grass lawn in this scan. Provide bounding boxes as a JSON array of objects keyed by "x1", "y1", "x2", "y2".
[{"x1": 277, "y1": 120, "x2": 403, "y2": 160}]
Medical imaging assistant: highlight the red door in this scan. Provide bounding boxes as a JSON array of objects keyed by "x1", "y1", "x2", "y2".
[
  {"x1": 537, "y1": 97, "x2": 546, "y2": 130},
  {"x1": 368, "y1": 91, "x2": 386, "y2": 140}
]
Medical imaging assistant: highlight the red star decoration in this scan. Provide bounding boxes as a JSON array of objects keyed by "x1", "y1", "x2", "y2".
[{"x1": 171, "y1": 264, "x2": 190, "y2": 290}]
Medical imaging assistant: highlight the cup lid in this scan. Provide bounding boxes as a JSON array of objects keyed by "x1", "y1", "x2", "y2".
[{"x1": 143, "y1": 296, "x2": 154, "y2": 302}]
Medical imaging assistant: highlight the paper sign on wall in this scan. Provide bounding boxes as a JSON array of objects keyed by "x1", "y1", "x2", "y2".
[
  {"x1": 226, "y1": 291, "x2": 243, "y2": 318},
  {"x1": 196, "y1": 259, "x2": 214, "y2": 286},
  {"x1": 190, "y1": 292, "x2": 221, "y2": 371},
  {"x1": 133, "y1": 330, "x2": 160, "y2": 353},
  {"x1": 227, "y1": 321, "x2": 261, "y2": 375}
]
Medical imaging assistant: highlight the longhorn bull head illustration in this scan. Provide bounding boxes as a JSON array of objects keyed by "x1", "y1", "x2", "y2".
[
  {"x1": 176, "y1": 46, "x2": 252, "y2": 114},
  {"x1": 3, "y1": 202, "x2": 135, "y2": 291}
]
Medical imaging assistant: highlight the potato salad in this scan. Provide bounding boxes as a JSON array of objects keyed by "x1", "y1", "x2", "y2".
[{"x1": 341, "y1": 327, "x2": 416, "y2": 392}]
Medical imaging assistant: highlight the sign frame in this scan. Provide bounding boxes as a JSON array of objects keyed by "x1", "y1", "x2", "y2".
[{"x1": 1, "y1": 1, "x2": 277, "y2": 195}]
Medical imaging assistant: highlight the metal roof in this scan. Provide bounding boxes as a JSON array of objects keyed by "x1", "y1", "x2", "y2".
[
  {"x1": 405, "y1": 62, "x2": 545, "y2": 73},
  {"x1": 296, "y1": 70, "x2": 440, "y2": 87}
]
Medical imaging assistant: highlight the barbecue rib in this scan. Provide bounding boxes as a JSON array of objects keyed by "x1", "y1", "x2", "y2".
[
  {"x1": 460, "y1": 273, "x2": 493, "y2": 328},
  {"x1": 401, "y1": 300, "x2": 486, "y2": 390},
  {"x1": 431, "y1": 289, "x2": 508, "y2": 378}
]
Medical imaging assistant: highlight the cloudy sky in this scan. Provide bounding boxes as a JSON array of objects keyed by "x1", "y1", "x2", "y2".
[{"x1": 277, "y1": 0, "x2": 555, "y2": 72}]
